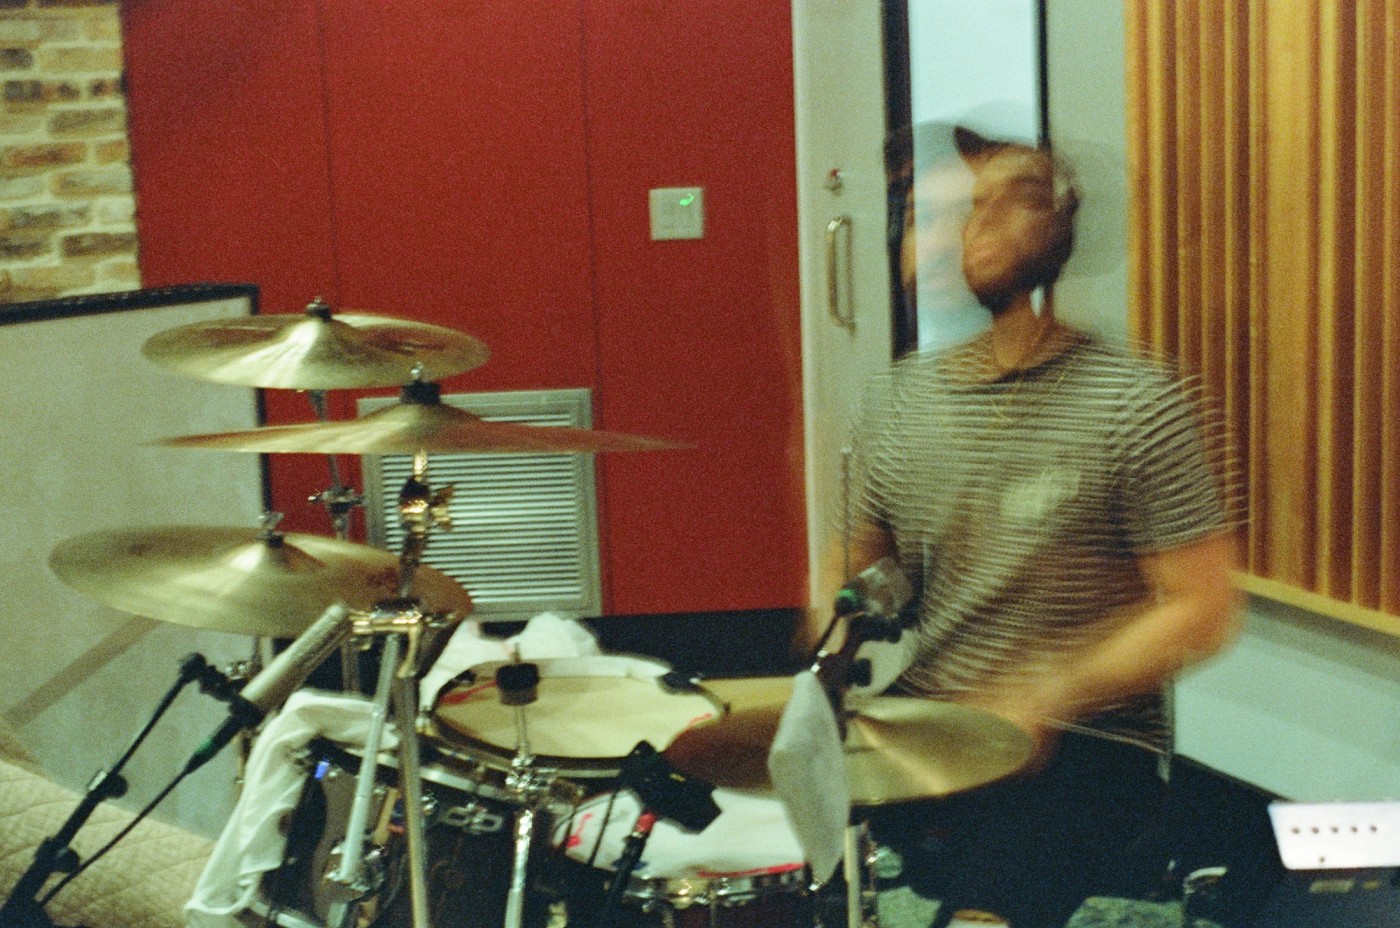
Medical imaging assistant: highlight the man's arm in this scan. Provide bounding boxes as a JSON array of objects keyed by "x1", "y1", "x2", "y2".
[{"x1": 970, "y1": 529, "x2": 1241, "y2": 738}]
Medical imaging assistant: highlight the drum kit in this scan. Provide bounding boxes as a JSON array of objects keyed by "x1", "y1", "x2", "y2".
[{"x1": 3, "y1": 298, "x2": 1036, "y2": 928}]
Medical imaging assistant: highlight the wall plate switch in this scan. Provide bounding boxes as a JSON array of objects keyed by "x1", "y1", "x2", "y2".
[{"x1": 649, "y1": 187, "x2": 704, "y2": 240}]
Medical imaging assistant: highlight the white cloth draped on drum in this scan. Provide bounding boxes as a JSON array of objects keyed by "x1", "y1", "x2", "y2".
[{"x1": 185, "y1": 613, "x2": 602, "y2": 928}]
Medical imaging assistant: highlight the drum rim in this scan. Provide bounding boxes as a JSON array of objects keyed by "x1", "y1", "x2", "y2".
[
  {"x1": 309, "y1": 736, "x2": 585, "y2": 807},
  {"x1": 426, "y1": 652, "x2": 724, "y2": 774},
  {"x1": 620, "y1": 864, "x2": 809, "y2": 903}
]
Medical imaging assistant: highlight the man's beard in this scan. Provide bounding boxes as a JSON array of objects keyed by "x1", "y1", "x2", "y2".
[{"x1": 969, "y1": 253, "x2": 1062, "y2": 315}]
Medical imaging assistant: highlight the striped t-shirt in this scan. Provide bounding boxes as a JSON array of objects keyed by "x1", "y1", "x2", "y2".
[{"x1": 851, "y1": 333, "x2": 1233, "y2": 754}]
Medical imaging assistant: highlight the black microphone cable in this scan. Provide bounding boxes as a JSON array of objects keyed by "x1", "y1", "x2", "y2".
[
  {"x1": 39, "y1": 768, "x2": 191, "y2": 906},
  {"x1": 30, "y1": 653, "x2": 221, "y2": 908}
]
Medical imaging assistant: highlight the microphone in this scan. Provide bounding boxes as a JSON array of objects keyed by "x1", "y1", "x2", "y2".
[
  {"x1": 183, "y1": 602, "x2": 351, "y2": 773},
  {"x1": 618, "y1": 741, "x2": 720, "y2": 833},
  {"x1": 833, "y1": 556, "x2": 914, "y2": 622}
]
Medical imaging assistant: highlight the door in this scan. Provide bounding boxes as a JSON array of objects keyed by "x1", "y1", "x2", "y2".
[{"x1": 794, "y1": 1, "x2": 894, "y2": 608}]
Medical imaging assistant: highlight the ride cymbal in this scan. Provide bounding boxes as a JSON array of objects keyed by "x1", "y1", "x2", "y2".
[
  {"x1": 49, "y1": 526, "x2": 473, "y2": 638},
  {"x1": 664, "y1": 676, "x2": 1033, "y2": 804},
  {"x1": 157, "y1": 382, "x2": 683, "y2": 456},
  {"x1": 142, "y1": 298, "x2": 490, "y2": 390}
]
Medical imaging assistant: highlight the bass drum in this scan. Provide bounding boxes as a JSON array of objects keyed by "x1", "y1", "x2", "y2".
[
  {"x1": 258, "y1": 739, "x2": 580, "y2": 928},
  {"x1": 557, "y1": 788, "x2": 813, "y2": 928}
]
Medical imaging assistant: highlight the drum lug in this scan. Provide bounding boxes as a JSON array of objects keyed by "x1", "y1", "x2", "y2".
[{"x1": 439, "y1": 800, "x2": 507, "y2": 835}]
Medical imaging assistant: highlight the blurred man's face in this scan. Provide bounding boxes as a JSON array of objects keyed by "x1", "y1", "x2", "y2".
[
  {"x1": 901, "y1": 159, "x2": 974, "y2": 301},
  {"x1": 960, "y1": 148, "x2": 1062, "y2": 314}
]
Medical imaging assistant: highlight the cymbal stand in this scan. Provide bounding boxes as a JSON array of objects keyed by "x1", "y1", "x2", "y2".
[
  {"x1": 324, "y1": 457, "x2": 459, "y2": 928},
  {"x1": 323, "y1": 632, "x2": 402, "y2": 928},
  {"x1": 395, "y1": 449, "x2": 454, "y2": 601},
  {"x1": 809, "y1": 613, "x2": 905, "y2": 928},
  {"x1": 303, "y1": 388, "x2": 366, "y2": 541},
  {"x1": 324, "y1": 599, "x2": 459, "y2": 928},
  {"x1": 304, "y1": 387, "x2": 367, "y2": 693},
  {"x1": 492, "y1": 657, "x2": 565, "y2": 928}
]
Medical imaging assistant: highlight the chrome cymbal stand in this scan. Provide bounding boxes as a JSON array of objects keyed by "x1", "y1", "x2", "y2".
[
  {"x1": 492, "y1": 657, "x2": 566, "y2": 928},
  {"x1": 304, "y1": 384, "x2": 367, "y2": 693},
  {"x1": 323, "y1": 453, "x2": 460, "y2": 928}
]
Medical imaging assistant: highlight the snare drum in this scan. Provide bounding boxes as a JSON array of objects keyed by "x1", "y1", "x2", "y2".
[
  {"x1": 259, "y1": 741, "x2": 574, "y2": 928},
  {"x1": 558, "y1": 789, "x2": 813, "y2": 928},
  {"x1": 430, "y1": 655, "x2": 723, "y2": 778}
]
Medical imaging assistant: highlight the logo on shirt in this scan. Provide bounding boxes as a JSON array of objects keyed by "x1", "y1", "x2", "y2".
[{"x1": 1001, "y1": 467, "x2": 1081, "y2": 524}]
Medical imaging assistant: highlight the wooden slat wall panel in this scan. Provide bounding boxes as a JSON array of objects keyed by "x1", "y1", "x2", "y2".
[
  {"x1": 1383, "y1": 0, "x2": 1400, "y2": 614},
  {"x1": 1126, "y1": 0, "x2": 1400, "y2": 629},
  {"x1": 1352, "y1": 1, "x2": 1385, "y2": 608}
]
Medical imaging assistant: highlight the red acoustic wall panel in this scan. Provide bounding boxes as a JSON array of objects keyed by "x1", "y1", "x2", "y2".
[
  {"x1": 121, "y1": 1, "x2": 806, "y2": 614},
  {"x1": 583, "y1": 2, "x2": 806, "y2": 613},
  {"x1": 121, "y1": 0, "x2": 344, "y2": 533},
  {"x1": 121, "y1": 0, "x2": 337, "y2": 316},
  {"x1": 317, "y1": 1, "x2": 597, "y2": 396}
]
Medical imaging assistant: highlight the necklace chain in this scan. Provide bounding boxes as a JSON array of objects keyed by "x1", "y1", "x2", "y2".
[
  {"x1": 989, "y1": 314, "x2": 1056, "y2": 379},
  {"x1": 988, "y1": 322, "x2": 1073, "y2": 424}
]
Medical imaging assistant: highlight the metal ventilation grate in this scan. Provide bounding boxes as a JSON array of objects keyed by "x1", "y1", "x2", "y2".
[{"x1": 358, "y1": 388, "x2": 602, "y2": 622}]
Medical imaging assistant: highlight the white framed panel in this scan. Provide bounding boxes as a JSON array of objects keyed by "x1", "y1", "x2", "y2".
[{"x1": 0, "y1": 284, "x2": 264, "y2": 836}]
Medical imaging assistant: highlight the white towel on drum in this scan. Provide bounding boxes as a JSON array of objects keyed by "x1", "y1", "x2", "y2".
[
  {"x1": 185, "y1": 689, "x2": 383, "y2": 928},
  {"x1": 187, "y1": 614, "x2": 601, "y2": 928},
  {"x1": 766, "y1": 670, "x2": 848, "y2": 884},
  {"x1": 419, "y1": 611, "x2": 602, "y2": 708}
]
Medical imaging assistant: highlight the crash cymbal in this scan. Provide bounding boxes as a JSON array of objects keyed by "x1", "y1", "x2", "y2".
[
  {"x1": 664, "y1": 676, "x2": 1033, "y2": 805},
  {"x1": 142, "y1": 298, "x2": 490, "y2": 390},
  {"x1": 157, "y1": 382, "x2": 683, "y2": 456},
  {"x1": 49, "y1": 526, "x2": 473, "y2": 638}
]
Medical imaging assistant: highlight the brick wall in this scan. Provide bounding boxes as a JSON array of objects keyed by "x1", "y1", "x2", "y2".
[{"x1": 0, "y1": 0, "x2": 138, "y2": 304}]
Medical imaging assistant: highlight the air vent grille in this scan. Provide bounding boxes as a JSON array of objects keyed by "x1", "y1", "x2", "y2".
[{"x1": 359, "y1": 389, "x2": 602, "y2": 621}]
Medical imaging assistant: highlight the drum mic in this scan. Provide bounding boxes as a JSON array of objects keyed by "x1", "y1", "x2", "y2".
[
  {"x1": 184, "y1": 602, "x2": 351, "y2": 773},
  {"x1": 619, "y1": 741, "x2": 720, "y2": 833},
  {"x1": 834, "y1": 556, "x2": 914, "y2": 627}
]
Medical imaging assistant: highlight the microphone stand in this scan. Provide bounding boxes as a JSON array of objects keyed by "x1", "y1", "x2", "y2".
[
  {"x1": 808, "y1": 605, "x2": 905, "y2": 928},
  {"x1": 589, "y1": 812, "x2": 659, "y2": 928},
  {"x1": 0, "y1": 654, "x2": 210, "y2": 927},
  {"x1": 588, "y1": 742, "x2": 721, "y2": 928}
]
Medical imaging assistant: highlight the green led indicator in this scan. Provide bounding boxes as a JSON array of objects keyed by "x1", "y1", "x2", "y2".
[{"x1": 678, "y1": 193, "x2": 695, "y2": 207}]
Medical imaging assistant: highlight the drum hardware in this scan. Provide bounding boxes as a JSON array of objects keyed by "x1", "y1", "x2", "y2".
[
  {"x1": 303, "y1": 385, "x2": 368, "y2": 691},
  {"x1": 491, "y1": 656, "x2": 567, "y2": 928},
  {"x1": 315, "y1": 448, "x2": 472, "y2": 928},
  {"x1": 323, "y1": 633, "x2": 403, "y2": 928},
  {"x1": 0, "y1": 651, "x2": 250, "y2": 927}
]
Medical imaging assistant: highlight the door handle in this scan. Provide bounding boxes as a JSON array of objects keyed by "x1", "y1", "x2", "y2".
[{"x1": 825, "y1": 214, "x2": 855, "y2": 333}]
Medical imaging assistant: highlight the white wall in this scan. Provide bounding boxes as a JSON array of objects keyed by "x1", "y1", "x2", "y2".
[{"x1": 1046, "y1": 0, "x2": 1400, "y2": 800}]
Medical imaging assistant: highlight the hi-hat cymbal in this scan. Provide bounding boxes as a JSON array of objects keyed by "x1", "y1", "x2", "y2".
[
  {"x1": 157, "y1": 383, "x2": 684, "y2": 456},
  {"x1": 49, "y1": 526, "x2": 473, "y2": 638},
  {"x1": 142, "y1": 299, "x2": 490, "y2": 390},
  {"x1": 664, "y1": 676, "x2": 1033, "y2": 805}
]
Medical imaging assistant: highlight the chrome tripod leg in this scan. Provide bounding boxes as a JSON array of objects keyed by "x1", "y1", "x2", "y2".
[
  {"x1": 325, "y1": 635, "x2": 402, "y2": 928},
  {"x1": 844, "y1": 822, "x2": 878, "y2": 928},
  {"x1": 393, "y1": 673, "x2": 433, "y2": 928},
  {"x1": 504, "y1": 803, "x2": 536, "y2": 928}
]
